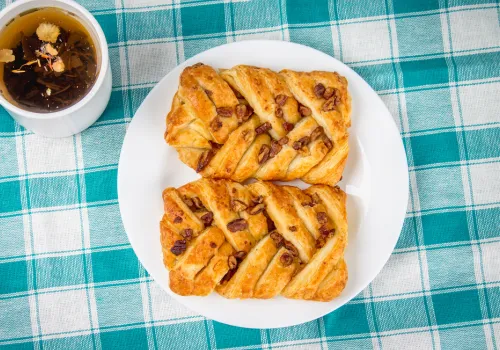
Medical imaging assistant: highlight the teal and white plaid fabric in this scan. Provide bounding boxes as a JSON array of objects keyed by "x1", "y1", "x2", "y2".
[{"x1": 1, "y1": 0, "x2": 499, "y2": 348}]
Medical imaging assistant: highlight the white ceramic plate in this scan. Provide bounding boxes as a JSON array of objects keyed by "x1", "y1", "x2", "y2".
[{"x1": 118, "y1": 40, "x2": 409, "y2": 329}]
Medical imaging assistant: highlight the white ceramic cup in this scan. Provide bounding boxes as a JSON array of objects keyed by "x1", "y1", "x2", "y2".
[{"x1": 0, "y1": 0, "x2": 112, "y2": 138}]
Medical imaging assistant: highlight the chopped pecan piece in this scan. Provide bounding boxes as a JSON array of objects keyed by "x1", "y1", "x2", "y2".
[
  {"x1": 217, "y1": 106, "x2": 233, "y2": 117},
  {"x1": 266, "y1": 216, "x2": 276, "y2": 231},
  {"x1": 196, "y1": 149, "x2": 215, "y2": 172},
  {"x1": 301, "y1": 200, "x2": 315, "y2": 207},
  {"x1": 253, "y1": 196, "x2": 264, "y2": 204},
  {"x1": 183, "y1": 196, "x2": 194, "y2": 208},
  {"x1": 201, "y1": 212, "x2": 213, "y2": 226},
  {"x1": 228, "y1": 255, "x2": 238, "y2": 269},
  {"x1": 248, "y1": 202, "x2": 265, "y2": 215},
  {"x1": 182, "y1": 229, "x2": 193, "y2": 241},
  {"x1": 173, "y1": 216, "x2": 182, "y2": 224},
  {"x1": 283, "y1": 122, "x2": 294, "y2": 132},
  {"x1": 299, "y1": 105, "x2": 312, "y2": 116},
  {"x1": 269, "y1": 140, "x2": 282, "y2": 158},
  {"x1": 317, "y1": 212, "x2": 328, "y2": 225},
  {"x1": 170, "y1": 240, "x2": 187, "y2": 256},
  {"x1": 258, "y1": 144, "x2": 271, "y2": 164},
  {"x1": 234, "y1": 251, "x2": 247, "y2": 260},
  {"x1": 278, "y1": 136, "x2": 289, "y2": 145},
  {"x1": 236, "y1": 104, "x2": 250, "y2": 122},
  {"x1": 276, "y1": 107, "x2": 283, "y2": 118},
  {"x1": 319, "y1": 225, "x2": 335, "y2": 237},
  {"x1": 289, "y1": 226, "x2": 297, "y2": 232},
  {"x1": 310, "y1": 126, "x2": 324, "y2": 141},
  {"x1": 275, "y1": 94, "x2": 288, "y2": 106},
  {"x1": 210, "y1": 117, "x2": 222, "y2": 131},
  {"x1": 280, "y1": 252, "x2": 293, "y2": 267},
  {"x1": 323, "y1": 87, "x2": 335, "y2": 99},
  {"x1": 314, "y1": 83, "x2": 325, "y2": 98},
  {"x1": 270, "y1": 231, "x2": 284, "y2": 247},
  {"x1": 231, "y1": 199, "x2": 248, "y2": 212},
  {"x1": 311, "y1": 193, "x2": 321, "y2": 205},
  {"x1": 322, "y1": 96, "x2": 338, "y2": 112},
  {"x1": 298, "y1": 136, "x2": 311, "y2": 146},
  {"x1": 192, "y1": 197, "x2": 205, "y2": 210},
  {"x1": 292, "y1": 141, "x2": 302, "y2": 150},
  {"x1": 255, "y1": 122, "x2": 272, "y2": 135},
  {"x1": 284, "y1": 241, "x2": 299, "y2": 257},
  {"x1": 227, "y1": 218, "x2": 248, "y2": 232},
  {"x1": 323, "y1": 136, "x2": 333, "y2": 150},
  {"x1": 210, "y1": 241, "x2": 217, "y2": 248}
]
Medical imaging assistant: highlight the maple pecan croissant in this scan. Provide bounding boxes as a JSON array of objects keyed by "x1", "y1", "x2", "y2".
[
  {"x1": 160, "y1": 178, "x2": 347, "y2": 301},
  {"x1": 165, "y1": 64, "x2": 351, "y2": 186}
]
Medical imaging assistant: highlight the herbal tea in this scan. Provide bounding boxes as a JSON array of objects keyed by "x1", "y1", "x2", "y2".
[{"x1": 0, "y1": 8, "x2": 98, "y2": 112}]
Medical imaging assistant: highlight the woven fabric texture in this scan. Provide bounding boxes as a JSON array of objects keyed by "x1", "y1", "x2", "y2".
[{"x1": 0, "y1": 0, "x2": 499, "y2": 349}]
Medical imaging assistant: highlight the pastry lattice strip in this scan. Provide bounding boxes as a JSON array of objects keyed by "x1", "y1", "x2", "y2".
[
  {"x1": 165, "y1": 64, "x2": 351, "y2": 186},
  {"x1": 160, "y1": 178, "x2": 347, "y2": 301}
]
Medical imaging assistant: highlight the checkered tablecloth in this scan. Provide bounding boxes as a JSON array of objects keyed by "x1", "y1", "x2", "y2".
[{"x1": 1, "y1": 0, "x2": 499, "y2": 349}]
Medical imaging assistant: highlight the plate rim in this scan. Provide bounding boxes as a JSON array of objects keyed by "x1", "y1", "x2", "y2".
[{"x1": 117, "y1": 39, "x2": 409, "y2": 329}]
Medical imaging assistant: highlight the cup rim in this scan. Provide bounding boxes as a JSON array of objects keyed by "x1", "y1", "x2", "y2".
[{"x1": 0, "y1": 0, "x2": 109, "y2": 120}]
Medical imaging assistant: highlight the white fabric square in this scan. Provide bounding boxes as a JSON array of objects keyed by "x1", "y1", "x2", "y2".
[
  {"x1": 449, "y1": 9, "x2": 500, "y2": 51},
  {"x1": 371, "y1": 251, "x2": 422, "y2": 297},
  {"x1": 481, "y1": 241, "x2": 500, "y2": 283},
  {"x1": 24, "y1": 134, "x2": 76, "y2": 174},
  {"x1": 31, "y1": 210, "x2": 82, "y2": 254},
  {"x1": 459, "y1": 82, "x2": 500, "y2": 126},
  {"x1": 128, "y1": 42, "x2": 178, "y2": 85},
  {"x1": 469, "y1": 162, "x2": 500, "y2": 205},
  {"x1": 339, "y1": 20, "x2": 391, "y2": 62},
  {"x1": 380, "y1": 94, "x2": 402, "y2": 131},
  {"x1": 235, "y1": 31, "x2": 282, "y2": 42},
  {"x1": 148, "y1": 281, "x2": 199, "y2": 321},
  {"x1": 381, "y1": 331, "x2": 434, "y2": 350},
  {"x1": 38, "y1": 289, "x2": 91, "y2": 334}
]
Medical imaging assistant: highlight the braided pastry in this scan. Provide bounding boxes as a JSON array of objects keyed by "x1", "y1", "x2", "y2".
[
  {"x1": 160, "y1": 178, "x2": 347, "y2": 301},
  {"x1": 165, "y1": 64, "x2": 351, "y2": 186}
]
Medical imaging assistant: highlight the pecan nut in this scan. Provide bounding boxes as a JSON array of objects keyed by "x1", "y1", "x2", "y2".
[
  {"x1": 314, "y1": 83, "x2": 325, "y2": 98},
  {"x1": 322, "y1": 97, "x2": 338, "y2": 112},
  {"x1": 317, "y1": 212, "x2": 328, "y2": 225},
  {"x1": 323, "y1": 136, "x2": 334, "y2": 150},
  {"x1": 270, "y1": 231, "x2": 284, "y2": 247},
  {"x1": 323, "y1": 87, "x2": 335, "y2": 99},
  {"x1": 278, "y1": 136, "x2": 289, "y2": 145},
  {"x1": 201, "y1": 211, "x2": 213, "y2": 226},
  {"x1": 283, "y1": 122, "x2": 294, "y2": 132},
  {"x1": 310, "y1": 126, "x2": 324, "y2": 141},
  {"x1": 289, "y1": 225, "x2": 297, "y2": 232},
  {"x1": 280, "y1": 252, "x2": 294, "y2": 267},
  {"x1": 236, "y1": 104, "x2": 251, "y2": 122},
  {"x1": 196, "y1": 149, "x2": 215, "y2": 172},
  {"x1": 217, "y1": 106, "x2": 233, "y2": 117},
  {"x1": 182, "y1": 228, "x2": 193, "y2": 241},
  {"x1": 231, "y1": 199, "x2": 248, "y2": 212},
  {"x1": 276, "y1": 107, "x2": 283, "y2": 118},
  {"x1": 284, "y1": 241, "x2": 299, "y2": 257},
  {"x1": 252, "y1": 195, "x2": 264, "y2": 204},
  {"x1": 227, "y1": 218, "x2": 248, "y2": 232},
  {"x1": 210, "y1": 117, "x2": 222, "y2": 131},
  {"x1": 234, "y1": 251, "x2": 247, "y2": 260},
  {"x1": 269, "y1": 140, "x2": 282, "y2": 158},
  {"x1": 228, "y1": 255, "x2": 238, "y2": 269},
  {"x1": 170, "y1": 240, "x2": 187, "y2": 256},
  {"x1": 275, "y1": 94, "x2": 288, "y2": 106},
  {"x1": 248, "y1": 202, "x2": 265, "y2": 215},
  {"x1": 255, "y1": 122, "x2": 272, "y2": 135},
  {"x1": 173, "y1": 216, "x2": 182, "y2": 224},
  {"x1": 258, "y1": 144, "x2": 271, "y2": 164},
  {"x1": 299, "y1": 105, "x2": 312, "y2": 116}
]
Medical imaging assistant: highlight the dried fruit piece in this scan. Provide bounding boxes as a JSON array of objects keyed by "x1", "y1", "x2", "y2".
[
  {"x1": 275, "y1": 94, "x2": 288, "y2": 106},
  {"x1": 258, "y1": 144, "x2": 271, "y2": 164},
  {"x1": 36, "y1": 22, "x2": 60, "y2": 43},
  {"x1": 314, "y1": 83, "x2": 325, "y2": 98},
  {"x1": 227, "y1": 218, "x2": 248, "y2": 232},
  {"x1": 0, "y1": 49, "x2": 15, "y2": 63}
]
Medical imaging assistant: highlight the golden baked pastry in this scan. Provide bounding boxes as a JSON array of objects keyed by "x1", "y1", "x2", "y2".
[
  {"x1": 160, "y1": 178, "x2": 348, "y2": 301},
  {"x1": 165, "y1": 64, "x2": 351, "y2": 186}
]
